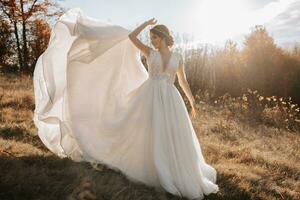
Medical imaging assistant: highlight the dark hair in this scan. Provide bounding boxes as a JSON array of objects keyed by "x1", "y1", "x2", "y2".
[{"x1": 150, "y1": 24, "x2": 174, "y2": 47}]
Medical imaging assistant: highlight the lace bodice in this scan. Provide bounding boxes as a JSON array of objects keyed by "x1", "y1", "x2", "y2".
[{"x1": 146, "y1": 49, "x2": 181, "y2": 84}]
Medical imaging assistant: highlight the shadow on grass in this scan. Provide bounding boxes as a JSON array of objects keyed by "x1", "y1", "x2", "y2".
[
  {"x1": 0, "y1": 153, "x2": 260, "y2": 200},
  {"x1": 0, "y1": 155, "x2": 171, "y2": 200},
  {"x1": 0, "y1": 126, "x2": 48, "y2": 152},
  {"x1": 0, "y1": 127, "x2": 259, "y2": 200},
  {"x1": 206, "y1": 173, "x2": 256, "y2": 200},
  {"x1": 0, "y1": 155, "x2": 82, "y2": 200}
]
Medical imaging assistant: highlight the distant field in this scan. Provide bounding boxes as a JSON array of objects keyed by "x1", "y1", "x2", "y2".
[{"x1": 0, "y1": 74, "x2": 299, "y2": 200}]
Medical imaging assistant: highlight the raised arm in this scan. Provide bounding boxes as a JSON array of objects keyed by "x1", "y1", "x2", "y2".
[
  {"x1": 128, "y1": 18, "x2": 157, "y2": 58},
  {"x1": 176, "y1": 54, "x2": 198, "y2": 118}
]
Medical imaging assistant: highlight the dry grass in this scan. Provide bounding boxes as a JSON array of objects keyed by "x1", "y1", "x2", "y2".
[{"x1": 0, "y1": 74, "x2": 299, "y2": 200}]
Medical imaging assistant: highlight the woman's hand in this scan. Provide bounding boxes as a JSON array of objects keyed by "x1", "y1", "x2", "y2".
[
  {"x1": 146, "y1": 18, "x2": 157, "y2": 26},
  {"x1": 190, "y1": 101, "x2": 199, "y2": 119}
]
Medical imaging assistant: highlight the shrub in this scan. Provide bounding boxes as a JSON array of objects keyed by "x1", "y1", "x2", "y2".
[{"x1": 213, "y1": 88, "x2": 300, "y2": 131}]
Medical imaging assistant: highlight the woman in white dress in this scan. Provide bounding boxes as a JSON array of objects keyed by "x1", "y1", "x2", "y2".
[
  {"x1": 128, "y1": 18, "x2": 198, "y2": 119},
  {"x1": 33, "y1": 8, "x2": 219, "y2": 200}
]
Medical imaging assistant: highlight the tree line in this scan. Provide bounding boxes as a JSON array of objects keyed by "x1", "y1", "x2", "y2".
[
  {"x1": 181, "y1": 26, "x2": 300, "y2": 106},
  {"x1": 1, "y1": 4, "x2": 299, "y2": 106}
]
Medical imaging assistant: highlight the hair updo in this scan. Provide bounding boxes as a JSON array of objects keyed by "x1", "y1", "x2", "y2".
[{"x1": 150, "y1": 24, "x2": 174, "y2": 47}]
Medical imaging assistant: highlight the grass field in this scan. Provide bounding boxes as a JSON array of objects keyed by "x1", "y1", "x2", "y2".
[{"x1": 0, "y1": 74, "x2": 299, "y2": 200}]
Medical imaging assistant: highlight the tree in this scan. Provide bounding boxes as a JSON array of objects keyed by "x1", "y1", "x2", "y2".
[
  {"x1": 28, "y1": 18, "x2": 51, "y2": 64},
  {"x1": 242, "y1": 25, "x2": 282, "y2": 95},
  {"x1": 0, "y1": 0, "x2": 64, "y2": 73},
  {"x1": 214, "y1": 40, "x2": 242, "y2": 96},
  {"x1": 0, "y1": 17, "x2": 15, "y2": 70}
]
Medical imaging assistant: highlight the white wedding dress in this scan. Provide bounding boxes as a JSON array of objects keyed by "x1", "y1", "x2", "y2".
[{"x1": 33, "y1": 8, "x2": 219, "y2": 200}]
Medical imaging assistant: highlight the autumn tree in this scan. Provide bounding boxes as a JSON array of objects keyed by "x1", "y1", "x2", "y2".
[
  {"x1": 291, "y1": 43, "x2": 300, "y2": 61},
  {"x1": 242, "y1": 25, "x2": 282, "y2": 96},
  {"x1": 0, "y1": 0, "x2": 63, "y2": 73},
  {"x1": 0, "y1": 17, "x2": 15, "y2": 70},
  {"x1": 214, "y1": 40, "x2": 242, "y2": 96},
  {"x1": 28, "y1": 18, "x2": 51, "y2": 65},
  {"x1": 239, "y1": 25, "x2": 300, "y2": 103}
]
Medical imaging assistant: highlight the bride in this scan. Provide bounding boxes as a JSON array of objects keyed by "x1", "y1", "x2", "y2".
[
  {"x1": 33, "y1": 8, "x2": 219, "y2": 200},
  {"x1": 128, "y1": 18, "x2": 199, "y2": 118}
]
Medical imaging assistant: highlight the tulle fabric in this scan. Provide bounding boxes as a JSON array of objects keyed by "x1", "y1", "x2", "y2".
[{"x1": 33, "y1": 8, "x2": 219, "y2": 199}]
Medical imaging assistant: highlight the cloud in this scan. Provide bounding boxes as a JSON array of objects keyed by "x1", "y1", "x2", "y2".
[
  {"x1": 264, "y1": 0, "x2": 300, "y2": 46},
  {"x1": 232, "y1": 0, "x2": 300, "y2": 48}
]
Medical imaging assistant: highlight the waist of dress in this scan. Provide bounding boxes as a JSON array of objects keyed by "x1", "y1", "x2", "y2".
[{"x1": 148, "y1": 73, "x2": 175, "y2": 84}]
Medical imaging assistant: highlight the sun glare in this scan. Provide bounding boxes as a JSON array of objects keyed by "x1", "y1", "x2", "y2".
[{"x1": 188, "y1": 0, "x2": 252, "y2": 43}]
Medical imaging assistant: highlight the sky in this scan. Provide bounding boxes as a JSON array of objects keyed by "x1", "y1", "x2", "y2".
[{"x1": 60, "y1": 0, "x2": 300, "y2": 48}]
